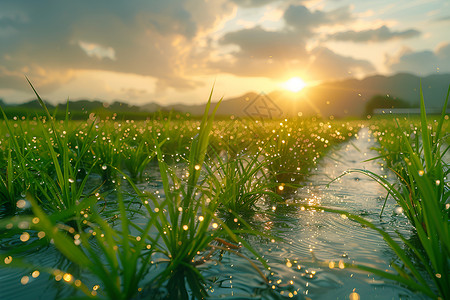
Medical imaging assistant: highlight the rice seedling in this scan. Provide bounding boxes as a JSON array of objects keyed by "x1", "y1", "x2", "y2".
[
  {"x1": 127, "y1": 91, "x2": 269, "y2": 299},
  {"x1": 261, "y1": 118, "x2": 360, "y2": 192},
  {"x1": 23, "y1": 81, "x2": 103, "y2": 216},
  {"x1": 0, "y1": 145, "x2": 21, "y2": 210},
  {"x1": 1, "y1": 188, "x2": 157, "y2": 300},
  {"x1": 121, "y1": 138, "x2": 156, "y2": 180},
  {"x1": 89, "y1": 123, "x2": 123, "y2": 181},
  {"x1": 204, "y1": 148, "x2": 280, "y2": 217},
  {"x1": 0, "y1": 111, "x2": 40, "y2": 211}
]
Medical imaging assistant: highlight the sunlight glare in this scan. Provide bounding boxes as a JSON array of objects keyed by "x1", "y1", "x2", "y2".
[{"x1": 283, "y1": 77, "x2": 307, "y2": 92}]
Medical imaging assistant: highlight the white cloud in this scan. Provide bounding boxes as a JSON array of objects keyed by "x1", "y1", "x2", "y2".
[{"x1": 78, "y1": 41, "x2": 116, "y2": 60}]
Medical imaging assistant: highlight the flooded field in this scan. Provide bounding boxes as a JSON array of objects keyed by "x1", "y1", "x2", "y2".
[
  {"x1": 1, "y1": 126, "x2": 439, "y2": 299},
  {"x1": 0, "y1": 95, "x2": 448, "y2": 300}
]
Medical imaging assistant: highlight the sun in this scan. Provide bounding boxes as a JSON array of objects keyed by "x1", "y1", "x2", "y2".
[{"x1": 283, "y1": 77, "x2": 307, "y2": 92}]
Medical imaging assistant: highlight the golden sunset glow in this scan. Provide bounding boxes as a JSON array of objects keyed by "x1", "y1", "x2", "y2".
[
  {"x1": 0, "y1": 1, "x2": 447, "y2": 107},
  {"x1": 283, "y1": 77, "x2": 307, "y2": 92}
]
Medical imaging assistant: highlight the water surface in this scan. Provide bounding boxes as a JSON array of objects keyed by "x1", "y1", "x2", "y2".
[{"x1": 0, "y1": 128, "x2": 424, "y2": 299}]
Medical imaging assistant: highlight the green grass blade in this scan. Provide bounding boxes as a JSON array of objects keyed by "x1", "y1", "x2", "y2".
[{"x1": 419, "y1": 82, "x2": 432, "y2": 172}]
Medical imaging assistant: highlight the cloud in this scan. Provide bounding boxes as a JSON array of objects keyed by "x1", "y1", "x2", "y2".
[
  {"x1": 385, "y1": 43, "x2": 450, "y2": 74},
  {"x1": 0, "y1": 26, "x2": 17, "y2": 38},
  {"x1": 213, "y1": 26, "x2": 374, "y2": 81},
  {"x1": 0, "y1": 0, "x2": 234, "y2": 93},
  {"x1": 119, "y1": 87, "x2": 149, "y2": 99},
  {"x1": 434, "y1": 15, "x2": 450, "y2": 22},
  {"x1": 230, "y1": 0, "x2": 279, "y2": 7},
  {"x1": 78, "y1": 41, "x2": 116, "y2": 60},
  {"x1": 0, "y1": 64, "x2": 76, "y2": 94},
  {"x1": 212, "y1": 4, "x2": 374, "y2": 81},
  {"x1": 307, "y1": 46, "x2": 376, "y2": 79},
  {"x1": 219, "y1": 26, "x2": 306, "y2": 59},
  {"x1": 329, "y1": 25, "x2": 420, "y2": 42},
  {"x1": 284, "y1": 4, "x2": 354, "y2": 35}
]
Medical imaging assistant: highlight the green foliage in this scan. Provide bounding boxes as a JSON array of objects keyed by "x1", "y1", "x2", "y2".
[
  {"x1": 0, "y1": 85, "x2": 273, "y2": 299},
  {"x1": 204, "y1": 149, "x2": 280, "y2": 216},
  {"x1": 365, "y1": 94, "x2": 410, "y2": 116},
  {"x1": 0, "y1": 79, "x2": 378, "y2": 299}
]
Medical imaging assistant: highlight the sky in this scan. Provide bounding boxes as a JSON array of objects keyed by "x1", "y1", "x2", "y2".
[{"x1": 0, "y1": 0, "x2": 449, "y2": 105}]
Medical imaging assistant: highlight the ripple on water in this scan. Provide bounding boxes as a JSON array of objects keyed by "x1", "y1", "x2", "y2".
[
  {"x1": 0, "y1": 128, "x2": 421, "y2": 299},
  {"x1": 209, "y1": 128, "x2": 418, "y2": 299},
  {"x1": 0, "y1": 243, "x2": 83, "y2": 300}
]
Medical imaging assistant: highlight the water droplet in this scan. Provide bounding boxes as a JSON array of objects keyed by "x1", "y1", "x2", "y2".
[
  {"x1": 18, "y1": 221, "x2": 29, "y2": 229},
  {"x1": 102, "y1": 165, "x2": 107, "y2": 170},
  {"x1": 68, "y1": 178, "x2": 75, "y2": 183},
  {"x1": 4, "y1": 256, "x2": 12, "y2": 264},
  {"x1": 394, "y1": 206, "x2": 403, "y2": 214},
  {"x1": 21, "y1": 276, "x2": 29, "y2": 285},
  {"x1": 20, "y1": 232, "x2": 30, "y2": 242},
  {"x1": 63, "y1": 273, "x2": 73, "y2": 283},
  {"x1": 16, "y1": 199, "x2": 27, "y2": 209}
]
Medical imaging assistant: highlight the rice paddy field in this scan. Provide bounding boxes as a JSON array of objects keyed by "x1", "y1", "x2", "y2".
[{"x1": 0, "y1": 87, "x2": 449, "y2": 300}]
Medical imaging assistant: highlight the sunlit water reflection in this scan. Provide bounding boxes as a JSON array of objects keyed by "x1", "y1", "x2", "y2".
[
  {"x1": 204, "y1": 127, "x2": 421, "y2": 299},
  {"x1": 0, "y1": 128, "x2": 425, "y2": 299}
]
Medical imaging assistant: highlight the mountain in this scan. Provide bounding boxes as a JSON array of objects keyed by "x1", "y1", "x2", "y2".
[
  {"x1": 10, "y1": 99, "x2": 141, "y2": 113},
  {"x1": 151, "y1": 73, "x2": 450, "y2": 118},
  {"x1": 140, "y1": 102, "x2": 163, "y2": 112},
  {"x1": 3, "y1": 73, "x2": 449, "y2": 118},
  {"x1": 56, "y1": 100, "x2": 104, "y2": 111},
  {"x1": 16, "y1": 99, "x2": 56, "y2": 110},
  {"x1": 164, "y1": 92, "x2": 260, "y2": 116}
]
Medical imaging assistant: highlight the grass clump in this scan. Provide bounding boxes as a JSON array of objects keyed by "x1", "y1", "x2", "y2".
[
  {"x1": 204, "y1": 149, "x2": 279, "y2": 217},
  {"x1": 1, "y1": 85, "x2": 270, "y2": 299}
]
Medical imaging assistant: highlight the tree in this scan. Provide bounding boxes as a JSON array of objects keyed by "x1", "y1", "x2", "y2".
[{"x1": 365, "y1": 94, "x2": 410, "y2": 116}]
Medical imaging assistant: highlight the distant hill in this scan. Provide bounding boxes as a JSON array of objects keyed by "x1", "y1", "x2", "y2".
[
  {"x1": 2, "y1": 73, "x2": 449, "y2": 118},
  {"x1": 154, "y1": 73, "x2": 450, "y2": 118},
  {"x1": 9, "y1": 99, "x2": 142, "y2": 113},
  {"x1": 16, "y1": 99, "x2": 56, "y2": 110}
]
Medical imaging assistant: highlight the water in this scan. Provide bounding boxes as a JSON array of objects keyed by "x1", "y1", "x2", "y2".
[
  {"x1": 197, "y1": 127, "x2": 421, "y2": 299},
  {"x1": 0, "y1": 128, "x2": 425, "y2": 299}
]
